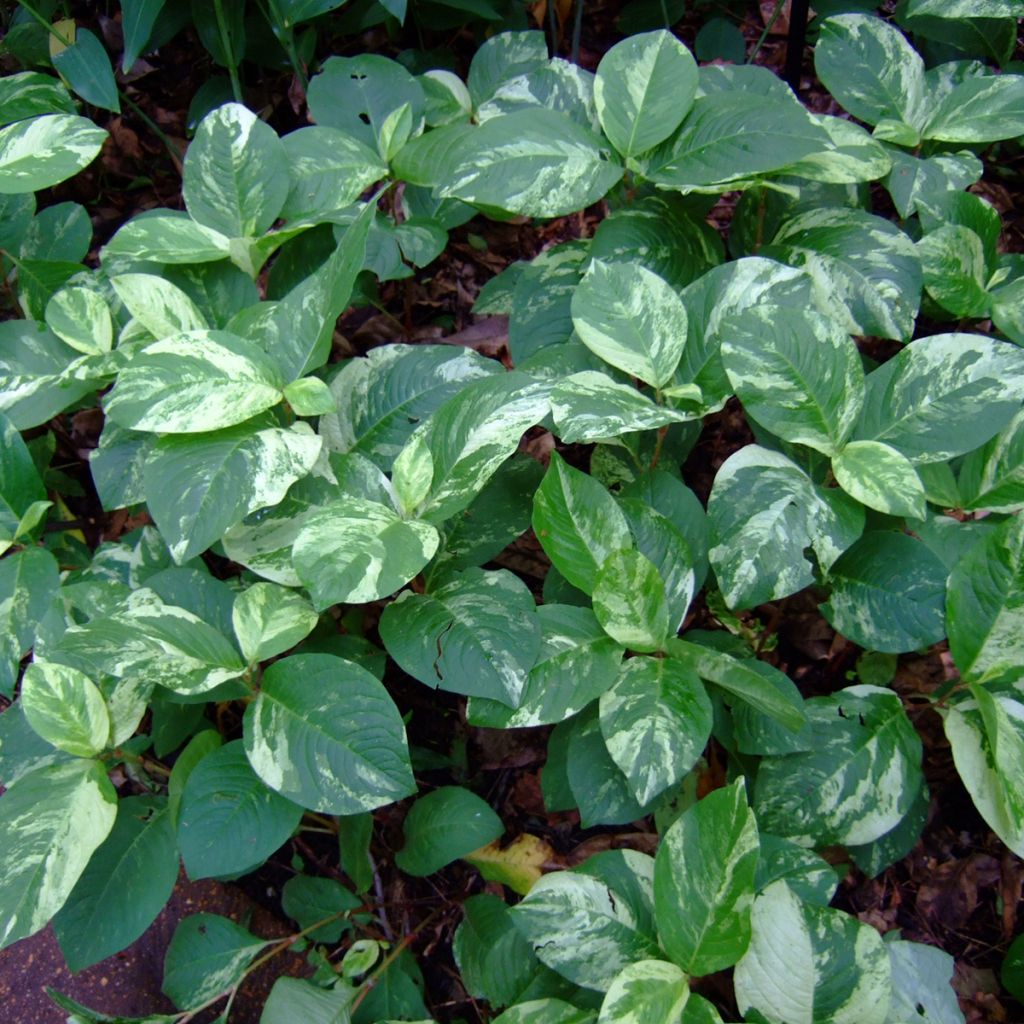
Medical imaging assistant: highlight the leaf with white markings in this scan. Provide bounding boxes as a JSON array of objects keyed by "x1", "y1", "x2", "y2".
[
  {"x1": 0, "y1": 548, "x2": 61, "y2": 698},
  {"x1": 832, "y1": 441, "x2": 926, "y2": 520},
  {"x1": 592, "y1": 549, "x2": 670, "y2": 653},
  {"x1": 598, "y1": 960, "x2": 688, "y2": 1024},
  {"x1": 110, "y1": 274, "x2": 207, "y2": 337},
  {"x1": 959, "y1": 410, "x2": 1024, "y2": 513},
  {"x1": 0, "y1": 115, "x2": 107, "y2": 194},
  {"x1": 734, "y1": 881, "x2": 892, "y2": 1024},
  {"x1": 20, "y1": 661, "x2": 110, "y2": 757},
  {"x1": 231, "y1": 583, "x2": 318, "y2": 665},
  {"x1": 243, "y1": 653, "x2": 415, "y2": 814}
]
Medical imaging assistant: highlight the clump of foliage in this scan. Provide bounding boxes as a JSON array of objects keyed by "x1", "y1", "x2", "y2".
[{"x1": 2, "y1": 3, "x2": 1024, "y2": 1022}]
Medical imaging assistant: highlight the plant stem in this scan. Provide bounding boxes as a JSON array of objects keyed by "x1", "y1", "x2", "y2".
[
  {"x1": 213, "y1": 0, "x2": 244, "y2": 103},
  {"x1": 747, "y1": 0, "x2": 784, "y2": 65},
  {"x1": 570, "y1": 0, "x2": 584, "y2": 65},
  {"x1": 119, "y1": 93, "x2": 184, "y2": 174},
  {"x1": 15, "y1": 0, "x2": 73, "y2": 46}
]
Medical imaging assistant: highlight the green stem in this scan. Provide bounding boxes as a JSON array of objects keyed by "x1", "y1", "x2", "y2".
[
  {"x1": 213, "y1": 0, "x2": 244, "y2": 103},
  {"x1": 747, "y1": 0, "x2": 784, "y2": 64},
  {"x1": 570, "y1": 0, "x2": 584, "y2": 65},
  {"x1": 15, "y1": 0, "x2": 73, "y2": 46},
  {"x1": 119, "y1": 92, "x2": 184, "y2": 174}
]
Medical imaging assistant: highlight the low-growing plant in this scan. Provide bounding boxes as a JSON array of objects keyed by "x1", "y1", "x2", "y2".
[{"x1": 2, "y1": 9, "x2": 1024, "y2": 1023}]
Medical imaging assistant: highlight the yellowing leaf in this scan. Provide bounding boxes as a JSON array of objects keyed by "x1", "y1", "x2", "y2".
[{"x1": 464, "y1": 833, "x2": 558, "y2": 895}]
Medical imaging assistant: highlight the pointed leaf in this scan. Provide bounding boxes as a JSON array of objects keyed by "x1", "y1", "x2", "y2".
[
  {"x1": 0, "y1": 114, "x2": 106, "y2": 194},
  {"x1": 592, "y1": 548, "x2": 670, "y2": 653},
  {"x1": 832, "y1": 441, "x2": 926, "y2": 520},
  {"x1": 20, "y1": 661, "x2": 110, "y2": 757}
]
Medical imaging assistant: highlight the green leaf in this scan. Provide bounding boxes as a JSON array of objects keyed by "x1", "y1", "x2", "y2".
[
  {"x1": 1004, "y1": 932, "x2": 1024, "y2": 1004},
  {"x1": 292, "y1": 497, "x2": 440, "y2": 610},
  {"x1": 512, "y1": 871, "x2": 661, "y2": 991},
  {"x1": 281, "y1": 126, "x2": 387, "y2": 220},
  {"x1": 783, "y1": 114, "x2": 892, "y2": 185},
  {"x1": 654, "y1": 778, "x2": 759, "y2": 974},
  {"x1": 143, "y1": 422, "x2": 321, "y2": 563},
  {"x1": 762, "y1": 207, "x2": 922, "y2": 341},
  {"x1": 884, "y1": 147, "x2": 982, "y2": 219},
  {"x1": 598, "y1": 960, "x2": 689, "y2": 1024},
  {"x1": 20, "y1": 660, "x2": 110, "y2": 757},
  {"x1": 493, "y1": 1000, "x2": 596, "y2": 1024},
  {"x1": 667, "y1": 639, "x2": 807, "y2": 733},
  {"x1": 231, "y1": 583, "x2": 318, "y2": 665},
  {"x1": 168, "y1": 730, "x2": 221, "y2": 826},
  {"x1": 468, "y1": 31, "x2": 549, "y2": 108},
  {"x1": 832, "y1": 441, "x2": 926, "y2": 520},
  {"x1": 0, "y1": 72, "x2": 76, "y2": 127},
  {"x1": 120, "y1": 0, "x2": 165, "y2": 71},
  {"x1": 917, "y1": 225, "x2": 991, "y2": 318},
  {"x1": 102, "y1": 211, "x2": 231, "y2": 264},
  {"x1": 53, "y1": 795, "x2": 178, "y2": 972},
  {"x1": 822, "y1": 531, "x2": 947, "y2": 653},
  {"x1": 380, "y1": 568, "x2": 541, "y2": 707},
  {"x1": 0, "y1": 760, "x2": 117, "y2": 951},
  {"x1": 105, "y1": 330, "x2": 284, "y2": 433},
  {"x1": 476, "y1": 59, "x2": 597, "y2": 131},
  {"x1": 923, "y1": 72, "x2": 1024, "y2": 143},
  {"x1": 0, "y1": 411, "x2": 45, "y2": 536},
  {"x1": 814, "y1": 14, "x2": 926, "y2": 133},
  {"x1": 735, "y1": 881, "x2": 892, "y2": 1024},
  {"x1": 438, "y1": 109, "x2": 622, "y2": 218},
  {"x1": 600, "y1": 656, "x2": 711, "y2": 805},
  {"x1": 754, "y1": 686, "x2": 923, "y2": 847},
  {"x1": 110, "y1": 273, "x2": 207, "y2": 337},
  {"x1": 856, "y1": 333, "x2": 1024, "y2": 464},
  {"x1": 281, "y1": 875, "x2": 360, "y2": 942},
  {"x1": 395, "y1": 786, "x2": 504, "y2": 876},
  {"x1": 959, "y1": 409, "x2": 1024, "y2": 513},
  {"x1": 886, "y1": 939, "x2": 964, "y2": 1024},
  {"x1": 282, "y1": 376, "x2": 334, "y2": 416},
  {"x1": 261, "y1": 977, "x2": 355, "y2": 1024},
  {"x1": 707, "y1": 445, "x2": 863, "y2": 609},
  {"x1": 638, "y1": 89, "x2": 829, "y2": 191},
  {"x1": 183, "y1": 103, "x2": 288, "y2": 238},
  {"x1": 0, "y1": 114, "x2": 107, "y2": 194},
  {"x1": 532, "y1": 452, "x2": 632, "y2": 595},
  {"x1": 468, "y1": 604, "x2": 623, "y2": 729},
  {"x1": 162, "y1": 913, "x2": 267, "y2": 1010},
  {"x1": 947, "y1": 516, "x2": 1024, "y2": 684},
  {"x1": 550, "y1": 372, "x2": 692, "y2": 444},
  {"x1": 755, "y1": 834, "x2": 838, "y2": 907},
  {"x1": 321, "y1": 343, "x2": 500, "y2": 470},
  {"x1": 571, "y1": 260, "x2": 687, "y2": 388},
  {"x1": 594, "y1": 30, "x2": 697, "y2": 158},
  {"x1": 0, "y1": 548, "x2": 59, "y2": 697},
  {"x1": 243, "y1": 653, "x2": 415, "y2": 814},
  {"x1": 45, "y1": 284, "x2": 113, "y2": 356},
  {"x1": 722, "y1": 305, "x2": 864, "y2": 455},
  {"x1": 179, "y1": 740, "x2": 303, "y2": 879},
  {"x1": 52, "y1": 28, "x2": 120, "y2": 113},
  {"x1": 592, "y1": 549, "x2": 670, "y2": 653}
]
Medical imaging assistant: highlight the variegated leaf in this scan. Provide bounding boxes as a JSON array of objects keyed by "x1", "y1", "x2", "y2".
[
  {"x1": 571, "y1": 260, "x2": 687, "y2": 388},
  {"x1": 243, "y1": 653, "x2": 415, "y2": 814},
  {"x1": 438, "y1": 109, "x2": 622, "y2": 218},
  {"x1": 231, "y1": 583, "x2": 319, "y2": 665},
  {"x1": 599, "y1": 655, "x2": 711, "y2": 805},
  {"x1": 102, "y1": 212, "x2": 231, "y2": 264},
  {"x1": 721, "y1": 304, "x2": 864, "y2": 455},
  {"x1": 110, "y1": 274, "x2": 207, "y2": 338},
  {"x1": 511, "y1": 871, "x2": 661, "y2": 991},
  {"x1": 734, "y1": 880, "x2": 891, "y2": 1024},
  {"x1": 784, "y1": 114, "x2": 892, "y2": 184},
  {"x1": 959, "y1": 409, "x2": 1024, "y2": 513},
  {"x1": 762, "y1": 207, "x2": 922, "y2": 341},
  {"x1": 887, "y1": 939, "x2": 965, "y2": 1024},
  {"x1": 182, "y1": 103, "x2": 289, "y2": 238},
  {"x1": 478, "y1": 60, "x2": 599, "y2": 132},
  {"x1": 468, "y1": 605, "x2": 623, "y2": 729},
  {"x1": 832, "y1": 441, "x2": 926, "y2": 520},
  {"x1": 45, "y1": 284, "x2": 112, "y2": 356},
  {"x1": 598, "y1": 960, "x2": 689, "y2": 1024},
  {"x1": 592, "y1": 549, "x2": 670, "y2": 653},
  {"x1": 20, "y1": 661, "x2": 110, "y2": 757},
  {"x1": 594, "y1": 30, "x2": 697, "y2": 158},
  {"x1": 0, "y1": 760, "x2": 117, "y2": 951},
  {"x1": 917, "y1": 225, "x2": 990, "y2": 318},
  {"x1": 944, "y1": 687, "x2": 1024, "y2": 858},
  {"x1": 754, "y1": 686, "x2": 923, "y2": 847},
  {"x1": 379, "y1": 568, "x2": 541, "y2": 707},
  {"x1": 923, "y1": 72, "x2": 1024, "y2": 143},
  {"x1": 292, "y1": 497, "x2": 440, "y2": 610},
  {"x1": 104, "y1": 330, "x2": 285, "y2": 433},
  {"x1": 0, "y1": 114, "x2": 107, "y2": 194},
  {"x1": 143, "y1": 422, "x2": 322, "y2": 563},
  {"x1": 707, "y1": 445, "x2": 863, "y2": 610},
  {"x1": 855, "y1": 333, "x2": 1024, "y2": 463},
  {"x1": 946, "y1": 515, "x2": 1024, "y2": 684}
]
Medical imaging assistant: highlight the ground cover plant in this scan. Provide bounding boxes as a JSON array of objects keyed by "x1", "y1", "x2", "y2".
[{"x1": 2, "y1": 1, "x2": 1024, "y2": 1021}]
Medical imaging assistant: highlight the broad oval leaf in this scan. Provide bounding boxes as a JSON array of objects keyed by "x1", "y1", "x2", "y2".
[
  {"x1": 721, "y1": 304, "x2": 864, "y2": 455},
  {"x1": 0, "y1": 114, "x2": 107, "y2": 194},
  {"x1": 183, "y1": 103, "x2": 289, "y2": 238},
  {"x1": 571, "y1": 260, "x2": 687, "y2": 388},
  {"x1": 959, "y1": 409, "x2": 1024, "y2": 513},
  {"x1": 600, "y1": 656, "x2": 712, "y2": 805},
  {"x1": 178, "y1": 740, "x2": 303, "y2": 879},
  {"x1": 511, "y1": 871, "x2": 661, "y2": 991},
  {"x1": 395, "y1": 786, "x2": 504, "y2": 876},
  {"x1": 832, "y1": 440, "x2": 926, "y2": 520},
  {"x1": 20, "y1": 660, "x2": 110, "y2": 757},
  {"x1": 594, "y1": 30, "x2": 697, "y2": 158},
  {"x1": 243, "y1": 653, "x2": 415, "y2": 814},
  {"x1": 734, "y1": 880, "x2": 892, "y2": 1024},
  {"x1": 654, "y1": 778, "x2": 759, "y2": 975},
  {"x1": 45, "y1": 284, "x2": 112, "y2": 356},
  {"x1": 379, "y1": 568, "x2": 541, "y2": 707},
  {"x1": 598, "y1": 960, "x2": 689, "y2": 1024},
  {"x1": 231, "y1": 583, "x2": 319, "y2": 665},
  {"x1": 592, "y1": 548, "x2": 670, "y2": 653},
  {"x1": 947, "y1": 516, "x2": 1024, "y2": 684},
  {"x1": 0, "y1": 759, "x2": 117, "y2": 951},
  {"x1": 104, "y1": 330, "x2": 285, "y2": 433},
  {"x1": 292, "y1": 497, "x2": 439, "y2": 610},
  {"x1": 0, "y1": 546, "x2": 61, "y2": 698},
  {"x1": 822, "y1": 531, "x2": 947, "y2": 654},
  {"x1": 438, "y1": 109, "x2": 623, "y2": 218},
  {"x1": 923, "y1": 73, "x2": 1024, "y2": 144},
  {"x1": 110, "y1": 273, "x2": 208, "y2": 338},
  {"x1": 53, "y1": 795, "x2": 179, "y2": 972},
  {"x1": 754, "y1": 685, "x2": 923, "y2": 847}
]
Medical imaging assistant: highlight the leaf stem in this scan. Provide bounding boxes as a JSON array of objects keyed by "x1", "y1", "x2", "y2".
[
  {"x1": 15, "y1": 0, "x2": 73, "y2": 46},
  {"x1": 213, "y1": 0, "x2": 244, "y2": 104}
]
